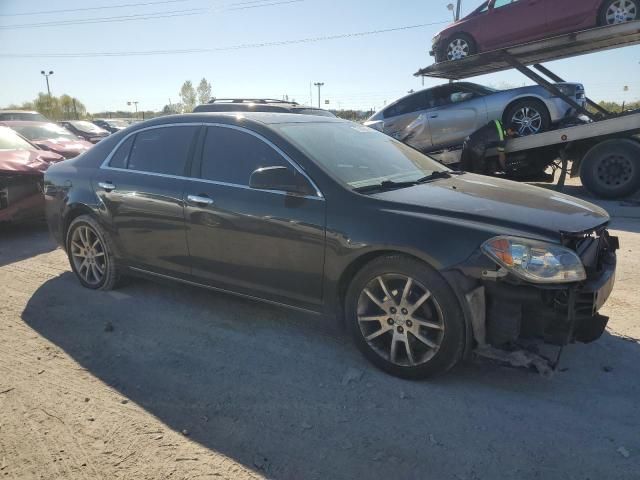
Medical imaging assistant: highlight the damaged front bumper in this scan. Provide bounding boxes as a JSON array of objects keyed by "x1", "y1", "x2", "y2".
[{"x1": 450, "y1": 229, "x2": 619, "y2": 370}]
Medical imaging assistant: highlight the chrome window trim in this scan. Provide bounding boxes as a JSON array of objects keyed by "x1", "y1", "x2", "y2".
[{"x1": 99, "y1": 122, "x2": 324, "y2": 199}]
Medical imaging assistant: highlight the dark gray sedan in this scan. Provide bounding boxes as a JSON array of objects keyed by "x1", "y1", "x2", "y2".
[{"x1": 44, "y1": 113, "x2": 617, "y2": 378}]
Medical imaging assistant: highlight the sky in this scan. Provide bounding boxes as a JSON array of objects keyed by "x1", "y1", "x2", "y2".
[{"x1": 0, "y1": 0, "x2": 639, "y2": 113}]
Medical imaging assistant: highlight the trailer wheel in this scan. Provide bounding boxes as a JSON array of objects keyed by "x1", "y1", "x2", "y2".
[{"x1": 580, "y1": 139, "x2": 640, "y2": 199}]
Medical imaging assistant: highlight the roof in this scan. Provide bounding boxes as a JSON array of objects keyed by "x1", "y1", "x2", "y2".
[
  {"x1": 417, "y1": 21, "x2": 640, "y2": 80},
  {"x1": 0, "y1": 120, "x2": 53, "y2": 126},
  {"x1": 207, "y1": 98, "x2": 300, "y2": 106},
  {"x1": 0, "y1": 110, "x2": 42, "y2": 114}
]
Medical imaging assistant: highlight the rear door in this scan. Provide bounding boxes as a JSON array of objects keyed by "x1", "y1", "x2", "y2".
[
  {"x1": 426, "y1": 85, "x2": 489, "y2": 149},
  {"x1": 95, "y1": 124, "x2": 200, "y2": 276},
  {"x1": 484, "y1": 0, "x2": 550, "y2": 49},
  {"x1": 182, "y1": 125, "x2": 326, "y2": 308},
  {"x1": 382, "y1": 91, "x2": 433, "y2": 150},
  {"x1": 546, "y1": 0, "x2": 600, "y2": 31}
]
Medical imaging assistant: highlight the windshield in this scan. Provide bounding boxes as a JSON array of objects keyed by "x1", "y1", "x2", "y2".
[
  {"x1": 11, "y1": 123, "x2": 78, "y2": 141},
  {"x1": 0, "y1": 126, "x2": 35, "y2": 150},
  {"x1": 0, "y1": 112, "x2": 48, "y2": 122},
  {"x1": 274, "y1": 122, "x2": 449, "y2": 189},
  {"x1": 71, "y1": 121, "x2": 106, "y2": 133}
]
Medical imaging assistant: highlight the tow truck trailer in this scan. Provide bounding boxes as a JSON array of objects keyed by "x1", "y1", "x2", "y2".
[{"x1": 415, "y1": 21, "x2": 640, "y2": 199}]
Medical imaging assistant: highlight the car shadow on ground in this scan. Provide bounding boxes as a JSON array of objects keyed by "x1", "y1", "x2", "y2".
[
  {"x1": 21, "y1": 272, "x2": 640, "y2": 480},
  {"x1": 0, "y1": 221, "x2": 55, "y2": 267}
]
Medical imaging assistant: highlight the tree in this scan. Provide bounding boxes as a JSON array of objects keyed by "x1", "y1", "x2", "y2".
[
  {"x1": 179, "y1": 81, "x2": 197, "y2": 113},
  {"x1": 196, "y1": 78, "x2": 212, "y2": 105}
]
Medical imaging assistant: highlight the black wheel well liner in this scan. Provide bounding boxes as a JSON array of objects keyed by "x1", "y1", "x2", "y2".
[{"x1": 62, "y1": 204, "x2": 96, "y2": 248}]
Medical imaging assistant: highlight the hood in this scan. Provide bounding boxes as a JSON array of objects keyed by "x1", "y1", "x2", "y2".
[
  {"x1": 373, "y1": 174, "x2": 609, "y2": 239},
  {"x1": 0, "y1": 149, "x2": 65, "y2": 175},
  {"x1": 33, "y1": 139, "x2": 92, "y2": 158}
]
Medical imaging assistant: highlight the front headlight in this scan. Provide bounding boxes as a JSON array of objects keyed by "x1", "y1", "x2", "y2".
[
  {"x1": 482, "y1": 236, "x2": 586, "y2": 284},
  {"x1": 554, "y1": 84, "x2": 575, "y2": 97}
]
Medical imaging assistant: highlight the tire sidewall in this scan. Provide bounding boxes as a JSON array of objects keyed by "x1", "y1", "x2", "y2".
[
  {"x1": 345, "y1": 255, "x2": 466, "y2": 379},
  {"x1": 580, "y1": 140, "x2": 640, "y2": 199},
  {"x1": 66, "y1": 215, "x2": 117, "y2": 290}
]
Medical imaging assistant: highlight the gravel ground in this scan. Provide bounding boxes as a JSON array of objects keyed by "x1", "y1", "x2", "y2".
[{"x1": 0, "y1": 186, "x2": 639, "y2": 480}]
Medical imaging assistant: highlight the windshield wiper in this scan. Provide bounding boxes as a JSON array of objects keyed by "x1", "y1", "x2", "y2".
[
  {"x1": 354, "y1": 171, "x2": 461, "y2": 194},
  {"x1": 354, "y1": 180, "x2": 418, "y2": 194}
]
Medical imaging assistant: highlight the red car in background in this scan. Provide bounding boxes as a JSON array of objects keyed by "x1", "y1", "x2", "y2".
[
  {"x1": 2, "y1": 121, "x2": 93, "y2": 159},
  {"x1": 0, "y1": 126, "x2": 64, "y2": 223},
  {"x1": 432, "y1": 0, "x2": 639, "y2": 62}
]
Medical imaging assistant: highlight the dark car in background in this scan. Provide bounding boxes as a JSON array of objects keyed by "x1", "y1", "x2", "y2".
[
  {"x1": 432, "y1": 0, "x2": 638, "y2": 62},
  {"x1": 44, "y1": 113, "x2": 617, "y2": 379},
  {"x1": 92, "y1": 119, "x2": 130, "y2": 134},
  {"x1": 2, "y1": 121, "x2": 93, "y2": 159},
  {"x1": 193, "y1": 98, "x2": 336, "y2": 117},
  {"x1": 0, "y1": 126, "x2": 64, "y2": 223},
  {"x1": 58, "y1": 120, "x2": 110, "y2": 143}
]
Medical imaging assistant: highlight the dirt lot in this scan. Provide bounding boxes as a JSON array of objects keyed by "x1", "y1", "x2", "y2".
[{"x1": 1, "y1": 185, "x2": 639, "y2": 480}]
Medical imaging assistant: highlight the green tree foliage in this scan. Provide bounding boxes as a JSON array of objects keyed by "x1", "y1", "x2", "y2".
[
  {"x1": 196, "y1": 78, "x2": 212, "y2": 105},
  {"x1": 7, "y1": 93, "x2": 87, "y2": 120},
  {"x1": 179, "y1": 81, "x2": 197, "y2": 113}
]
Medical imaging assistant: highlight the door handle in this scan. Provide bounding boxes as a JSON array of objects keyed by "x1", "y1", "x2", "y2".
[
  {"x1": 98, "y1": 181, "x2": 116, "y2": 192},
  {"x1": 187, "y1": 194, "x2": 214, "y2": 207}
]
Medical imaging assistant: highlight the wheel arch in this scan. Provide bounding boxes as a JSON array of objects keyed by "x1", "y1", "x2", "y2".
[
  {"x1": 62, "y1": 204, "x2": 99, "y2": 250},
  {"x1": 501, "y1": 96, "x2": 550, "y2": 124}
]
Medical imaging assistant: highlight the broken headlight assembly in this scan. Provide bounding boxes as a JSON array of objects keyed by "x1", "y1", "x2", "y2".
[{"x1": 481, "y1": 236, "x2": 586, "y2": 284}]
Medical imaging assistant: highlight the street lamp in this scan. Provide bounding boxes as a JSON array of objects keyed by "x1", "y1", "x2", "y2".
[
  {"x1": 40, "y1": 70, "x2": 54, "y2": 97},
  {"x1": 127, "y1": 101, "x2": 139, "y2": 119},
  {"x1": 447, "y1": 1, "x2": 462, "y2": 21},
  {"x1": 314, "y1": 82, "x2": 324, "y2": 109}
]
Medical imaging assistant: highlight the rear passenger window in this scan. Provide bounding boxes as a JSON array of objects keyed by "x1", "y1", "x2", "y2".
[
  {"x1": 127, "y1": 126, "x2": 198, "y2": 176},
  {"x1": 108, "y1": 135, "x2": 134, "y2": 169},
  {"x1": 200, "y1": 127, "x2": 290, "y2": 185}
]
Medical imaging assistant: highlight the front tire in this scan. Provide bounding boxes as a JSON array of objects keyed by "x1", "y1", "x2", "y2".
[
  {"x1": 439, "y1": 33, "x2": 477, "y2": 62},
  {"x1": 504, "y1": 99, "x2": 551, "y2": 137},
  {"x1": 66, "y1": 215, "x2": 120, "y2": 290},
  {"x1": 599, "y1": 0, "x2": 638, "y2": 25},
  {"x1": 346, "y1": 255, "x2": 465, "y2": 379}
]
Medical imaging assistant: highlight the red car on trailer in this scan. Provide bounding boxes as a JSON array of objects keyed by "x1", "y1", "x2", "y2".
[{"x1": 432, "y1": 0, "x2": 638, "y2": 62}]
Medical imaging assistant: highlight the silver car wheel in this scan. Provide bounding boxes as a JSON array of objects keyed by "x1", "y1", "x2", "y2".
[
  {"x1": 606, "y1": 0, "x2": 637, "y2": 23},
  {"x1": 357, "y1": 274, "x2": 445, "y2": 367},
  {"x1": 447, "y1": 39, "x2": 470, "y2": 60},
  {"x1": 70, "y1": 225, "x2": 107, "y2": 286},
  {"x1": 511, "y1": 107, "x2": 543, "y2": 136}
]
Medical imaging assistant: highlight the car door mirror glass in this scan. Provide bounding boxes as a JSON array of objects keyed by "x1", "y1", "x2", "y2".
[
  {"x1": 451, "y1": 92, "x2": 474, "y2": 103},
  {"x1": 249, "y1": 166, "x2": 314, "y2": 196}
]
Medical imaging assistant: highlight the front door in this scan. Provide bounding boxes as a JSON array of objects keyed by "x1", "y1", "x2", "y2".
[
  {"x1": 426, "y1": 85, "x2": 489, "y2": 149},
  {"x1": 484, "y1": 0, "x2": 550, "y2": 49},
  {"x1": 183, "y1": 125, "x2": 326, "y2": 308},
  {"x1": 95, "y1": 125, "x2": 200, "y2": 276}
]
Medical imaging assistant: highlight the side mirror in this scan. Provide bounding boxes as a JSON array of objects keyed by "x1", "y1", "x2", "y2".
[{"x1": 249, "y1": 166, "x2": 314, "y2": 196}]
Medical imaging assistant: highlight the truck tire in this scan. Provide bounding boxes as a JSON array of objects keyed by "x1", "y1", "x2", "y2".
[{"x1": 580, "y1": 139, "x2": 640, "y2": 199}]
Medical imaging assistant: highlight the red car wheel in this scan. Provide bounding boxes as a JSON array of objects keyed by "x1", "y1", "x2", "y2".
[{"x1": 599, "y1": 0, "x2": 638, "y2": 25}]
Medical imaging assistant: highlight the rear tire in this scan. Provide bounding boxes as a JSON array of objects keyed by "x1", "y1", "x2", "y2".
[
  {"x1": 580, "y1": 139, "x2": 640, "y2": 199},
  {"x1": 503, "y1": 99, "x2": 551, "y2": 137},
  {"x1": 66, "y1": 215, "x2": 121, "y2": 290},
  {"x1": 438, "y1": 33, "x2": 477, "y2": 62},
  {"x1": 598, "y1": 0, "x2": 639, "y2": 25},
  {"x1": 345, "y1": 255, "x2": 465, "y2": 379}
]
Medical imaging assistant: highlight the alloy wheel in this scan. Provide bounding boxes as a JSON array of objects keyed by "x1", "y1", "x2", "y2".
[
  {"x1": 596, "y1": 154, "x2": 635, "y2": 188},
  {"x1": 70, "y1": 225, "x2": 107, "y2": 286},
  {"x1": 606, "y1": 0, "x2": 637, "y2": 23},
  {"x1": 357, "y1": 274, "x2": 445, "y2": 367},
  {"x1": 447, "y1": 39, "x2": 470, "y2": 60},
  {"x1": 511, "y1": 107, "x2": 543, "y2": 136}
]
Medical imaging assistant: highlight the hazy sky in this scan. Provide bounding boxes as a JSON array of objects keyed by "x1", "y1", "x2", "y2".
[{"x1": 1, "y1": 0, "x2": 639, "y2": 113}]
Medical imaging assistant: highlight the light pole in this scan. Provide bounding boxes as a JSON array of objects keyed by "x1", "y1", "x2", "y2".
[
  {"x1": 127, "y1": 101, "x2": 139, "y2": 119},
  {"x1": 40, "y1": 70, "x2": 54, "y2": 97},
  {"x1": 314, "y1": 82, "x2": 324, "y2": 108},
  {"x1": 447, "y1": 1, "x2": 462, "y2": 21}
]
